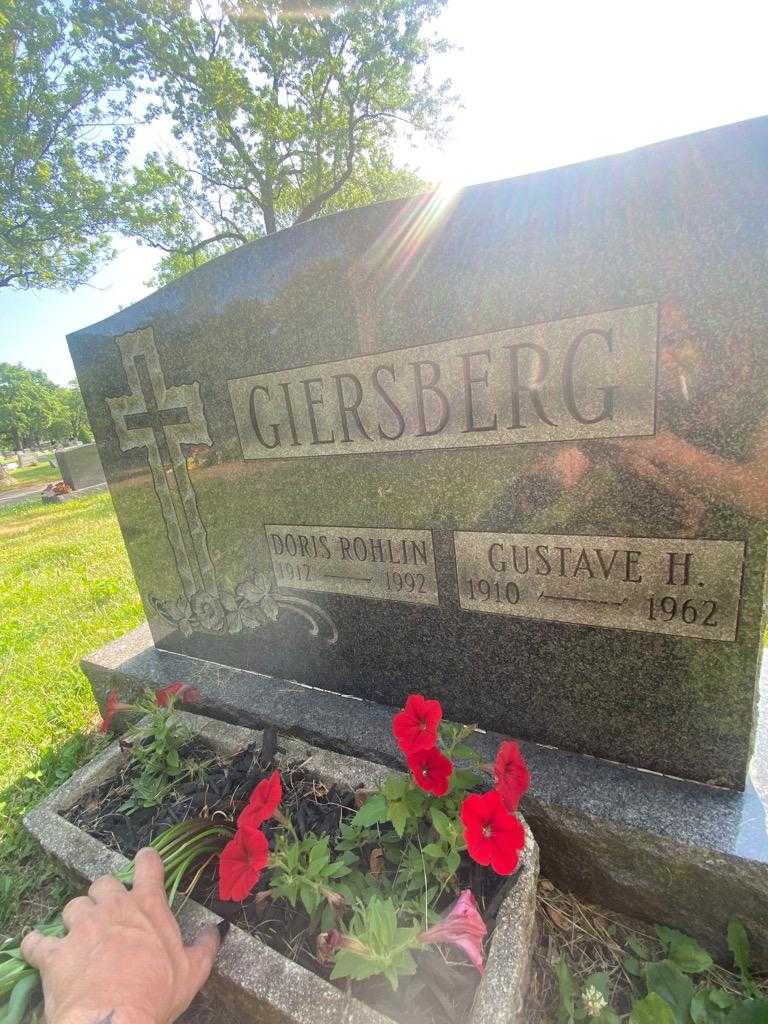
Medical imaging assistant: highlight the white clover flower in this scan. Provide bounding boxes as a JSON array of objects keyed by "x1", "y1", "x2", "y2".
[{"x1": 583, "y1": 985, "x2": 608, "y2": 1017}]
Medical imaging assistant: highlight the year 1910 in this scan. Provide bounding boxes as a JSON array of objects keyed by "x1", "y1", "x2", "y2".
[{"x1": 466, "y1": 577, "x2": 521, "y2": 604}]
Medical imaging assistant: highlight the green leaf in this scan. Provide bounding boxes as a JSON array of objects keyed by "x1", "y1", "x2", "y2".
[
  {"x1": 453, "y1": 744, "x2": 476, "y2": 759},
  {"x1": 451, "y1": 768, "x2": 481, "y2": 792},
  {"x1": 656, "y1": 926, "x2": 686, "y2": 952},
  {"x1": 728, "y1": 919, "x2": 756, "y2": 997},
  {"x1": 643, "y1": 961, "x2": 694, "y2": 1024},
  {"x1": 422, "y1": 843, "x2": 443, "y2": 859},
  {"x1": 388, "y1": 799, "x2": 408, "y2": 838},
  {"x1": 299, "y1": 885, "x2": 319, "y2": 916},
  {"x1": 690, "y1": 988, "x2": 736, "y2": 1024},
  {"x1": 309, "y1": 837, "x2": 330, "y2": 868},
  {"x1": 584, "y1": 973, "x2": 610, "y2": 998},
  {"x1": 630, "y1": 993, "x2": 678, "y2": 1024},
  {"x1": 624, "y1": 957, "x2": 643, "y2": 977},
  {"x1": 730, "y1": 1001, "x2": 768, "y2": 1024},
  {"x1": 352, "y1": 793, "x2": 387, "y2": 828},
  {"x1": 555, "y1": 956, "x2": 575, "y2": 1024},
  {"x1": 383, "y1": 776, "x2": 408, "y2": 801},
  {"x1": 445, "y1": 849, "x2": 460, "y2": 874},
  {"x1": 669, "y1": 940, "x2": 713, "y2": 975},
  {"x1": 655, "y1": 926, "x2": 713, "y2": 974},
  {"x1": 320, "y1": 902, "x2": 336, "y2": 932},
  {"x1": 596, "y1": 1011, "x2": 620, "y2": 1024},
  {"x1": 331, "y1": 949, "x2": 380, "y2": 982},
  {"x1": 690, "y1": 992, "x2": 715, "y2": 1024},
  {"x1": 709, "y1": 990, "x2": 736, "y2": 1010},
  {"x1": 430, "y1": 808, "x2": 452, "y2": 839},
  {"x1": 628, "y1": 937, "x2": 653, "y2": 960},
  {"x1": 323, "y1": 861, "x2": 351, "y2": 879}
]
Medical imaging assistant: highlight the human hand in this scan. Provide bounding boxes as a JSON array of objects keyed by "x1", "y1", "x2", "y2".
[{"x1": 21, "y1": 848, "x2": 221, "y2": 1024}]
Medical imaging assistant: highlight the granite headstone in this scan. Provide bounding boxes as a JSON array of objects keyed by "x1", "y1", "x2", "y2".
[
  {"x1": 55, "y1": 443, "x2": 106, "y2": 491},
  {"x1": 69, "y1": 117, "x2": 768, "y2": 789}
]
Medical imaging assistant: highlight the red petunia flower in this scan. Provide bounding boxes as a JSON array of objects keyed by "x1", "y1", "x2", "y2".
[
  {"x1": 238, "y1": 770, "x2": 282, "y2": 831},
  {"x1": 155, "y1": 682, "x2": 201, "y2": 708},
  {"x1": 461, "y1": 790, "x2": 525, "y2": 876},
  {"x1": 406, "y1": 746, "x2": 453, "y2": 796},
  {"x1": 494, "y1": 741, "x2": 530, "y2": 812},
  {"x1": 419, "y1": 889, "x2": 487, "y2": 974},
  {"x1": 99, "y1": 689, "x2": 130, "y2": 733},
  {"x1": 392, "y1": 694, "x2": 443, "y2": 755},
  {"x1": 218, "y1": 826, "x2": 269, "y2": 902}
]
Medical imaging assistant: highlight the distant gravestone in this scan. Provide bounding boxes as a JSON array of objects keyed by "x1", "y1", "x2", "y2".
[
  {"x1": 68, "y1": 117, "x2": 768, "y2": 790},
  {"x1": 55, "y1": 443, "x2": 105, "y2": 491},
  {"x1": 16, "y1": 451, "x2": 38, "y2": 467}
]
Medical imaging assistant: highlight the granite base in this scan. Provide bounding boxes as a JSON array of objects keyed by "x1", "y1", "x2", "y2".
[{"x1": 82, "y1": 624, "x2": 768, "y2": 966}]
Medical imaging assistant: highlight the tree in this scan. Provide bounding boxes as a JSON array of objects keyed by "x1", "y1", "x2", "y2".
[
  {"x1": 0, "y1": 363, "x2": 64, "y2": 448},
  {"x1": 58, "y1": 382, "x2": 93, "y2": 442},
  {"x1": 85, "y1": 0, "x2": 455, "y2": 283},
  {"x1": 0, "y1": 0, "x2": 133, "y2": 289}
]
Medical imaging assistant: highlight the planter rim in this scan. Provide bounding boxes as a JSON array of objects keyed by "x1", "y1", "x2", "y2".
[{"x1": 24, "y1": 711, "x2": 538, "y2": 1024}]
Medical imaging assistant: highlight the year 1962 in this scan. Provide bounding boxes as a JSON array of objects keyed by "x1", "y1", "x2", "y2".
[{"x1": 647, "y1": 594, "x2": 719, "y2": 627}]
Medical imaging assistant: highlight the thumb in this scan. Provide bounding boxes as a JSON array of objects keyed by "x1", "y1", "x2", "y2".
[{"x1": 184, "y1": 924, "x2": 221, "y2": 995}]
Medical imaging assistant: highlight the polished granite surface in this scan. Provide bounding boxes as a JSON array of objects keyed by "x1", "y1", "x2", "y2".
[{"x1": 69, "y1": 117, "x2": 768, "y2": 787}]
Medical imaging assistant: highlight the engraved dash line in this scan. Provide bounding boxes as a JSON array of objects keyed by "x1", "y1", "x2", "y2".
[
  {"x1": 321, "y1": 573, "x2": 374, "y2": 583},
  {"x1": 538, "y1": 591, "x2": 628, "y2": 608}
]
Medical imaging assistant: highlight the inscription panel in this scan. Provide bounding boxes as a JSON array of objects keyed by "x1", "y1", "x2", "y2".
[
  {"x1": 454, "y1": 531, "x2": 745, "y2": 641},
  {"x1": 266, "y1": 524, "x2": 439, "y2": 606},
  {"x1": 230, "y1": 304, "x2": 658, "y2": 459}
]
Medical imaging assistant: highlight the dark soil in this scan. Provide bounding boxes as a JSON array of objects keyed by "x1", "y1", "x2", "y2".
[{"x1": 67, "y1": 731, "x2": 507, "y2": 1024}]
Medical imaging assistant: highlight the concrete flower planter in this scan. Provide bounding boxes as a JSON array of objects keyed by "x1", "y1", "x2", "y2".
[{"x1": 25, "y1": 713, "x2": 539, "y2": 1024}]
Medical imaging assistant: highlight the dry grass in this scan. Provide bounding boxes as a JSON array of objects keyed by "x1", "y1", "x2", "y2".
[{"x1": 529, "y1": 880, "x2": 768, "y2": 1023}]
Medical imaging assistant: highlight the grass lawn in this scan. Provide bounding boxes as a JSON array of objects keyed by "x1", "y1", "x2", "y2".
[
  {"x1": 1, "y1": 462, "x2": 60, "y2": 494},
  {"x1": 0, "y1": 491, "x2": 142, "y2": 932}
]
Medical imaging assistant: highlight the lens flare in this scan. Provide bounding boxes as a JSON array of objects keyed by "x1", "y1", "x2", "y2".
[{"x1": 364, "y1": 179, "x2": 462, "y2": 298}]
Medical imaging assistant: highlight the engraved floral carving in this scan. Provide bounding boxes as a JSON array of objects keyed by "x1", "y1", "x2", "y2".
[{"x1": 150, "y1": 570, "x2": 337, "y2": 646}]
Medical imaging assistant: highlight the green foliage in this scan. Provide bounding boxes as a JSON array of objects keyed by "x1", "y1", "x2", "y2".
[
  {"x1": 80, "y1": 0, "x2": 455, "y2": 282},
  {"x1": 556, "y1": 921, "x2": 766, "y2": 1024},
  {"x1": 728, "y1": 919, "x2": 757, "y2": 999},
  {"x1": 120, "y1": 690, "x2": 193, "y2": 812},
  {"x1": 654, "y1": 928, "x2": 714, "y2": 975},
  {"x1": 0, "y1": 492, "x2": 142, "y2": 931},
  {"x1": 269, "y1": 833, "x2": 351, "y2": 916},
  {"x1": 643, "y1": 961, "x2": 694, "y2": 1023},
  {"x1": 0, "y1": 0, "x2": 133, "y2": 290},
  {"x1": 330, "y1": 897, "x2": 420, "y2": 991},
  {"x1": 631, "y1": 993, "x2": 678, "y2": 1024},
  {"x1": 0, "y1": 363, "x2": 92, "y2": 450}
]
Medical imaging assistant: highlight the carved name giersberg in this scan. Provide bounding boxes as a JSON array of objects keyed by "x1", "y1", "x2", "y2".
[{"x1": 228, "y1": 305, "x2": 659, "y2": 460}]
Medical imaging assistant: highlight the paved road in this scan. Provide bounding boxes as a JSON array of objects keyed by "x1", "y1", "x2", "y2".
[
  {"x1": 0, "y1": 484, "x2": 42, "y2": 509},
  {"x1": 0, "y1": 481, "x2": 108, "y2": 510}
]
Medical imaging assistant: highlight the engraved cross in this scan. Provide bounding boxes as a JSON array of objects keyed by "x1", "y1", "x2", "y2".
[{"x1": 107, "y1": 327, "x2": 217, "y2": 601}]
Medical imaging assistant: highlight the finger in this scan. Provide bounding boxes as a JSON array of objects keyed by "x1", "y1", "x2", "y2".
[
  {"x1": 184, "y1": 925, "x2": 221, "y2": 998},
  {"x1": 88, "y1": 874, "x2": 128, "y2": 904},
  {"x1": 131, "y1": 848, "x2": 175, "y2": 932},
  {"x1": 131, "y1": 848, "x2": 165, "y2": 897},
  {"x1": 61, "y1": 896, "x2": 95, "y2": 930},
  {"x1": 20, "y1": 931, "x2": 61, "y2": 969}
]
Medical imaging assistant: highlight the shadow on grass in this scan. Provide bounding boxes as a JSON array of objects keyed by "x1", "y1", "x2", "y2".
[{"x1": 0, "y1": 731, "x2": 107, "y2": 936}]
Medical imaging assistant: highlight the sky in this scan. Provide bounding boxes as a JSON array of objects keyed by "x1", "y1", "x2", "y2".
[{"x1": 2, "y1": 0, "x2": 768, "y2": 385}]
